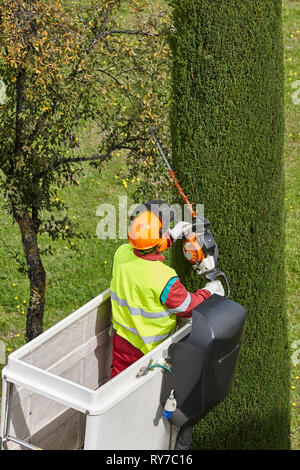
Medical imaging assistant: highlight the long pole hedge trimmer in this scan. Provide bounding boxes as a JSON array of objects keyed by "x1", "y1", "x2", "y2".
[{"x1": 149, "y1": 127, "x2": 230, "y2": 298}]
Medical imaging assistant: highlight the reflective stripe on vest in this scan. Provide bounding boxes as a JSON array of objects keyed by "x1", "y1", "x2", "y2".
[
  {"x1": 113, "y1": 320, "x2": 175, "y2": 345},
  {"x1": 110, "y1": 290, "x2": 174, "y2": 319},
  {"x1": 110, "y1": 243, "x2": 178, "y2": 354}
]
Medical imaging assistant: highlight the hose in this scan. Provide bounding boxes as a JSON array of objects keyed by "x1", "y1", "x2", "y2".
[{"x1": 148, "y1": 363, "x2": 171, "y2": 373}]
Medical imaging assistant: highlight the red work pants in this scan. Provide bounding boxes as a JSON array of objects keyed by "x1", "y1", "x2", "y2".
[{"x1": 110, "y1": 333, "x2": 144, "y2": 379}]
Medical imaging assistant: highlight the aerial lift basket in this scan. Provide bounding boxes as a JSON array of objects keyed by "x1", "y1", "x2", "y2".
[{"x1": 0, "y1": 289, "x2": 246, "y2": 450}]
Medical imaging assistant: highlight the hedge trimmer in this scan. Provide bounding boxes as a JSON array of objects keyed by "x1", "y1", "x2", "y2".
[{"x1": 149, "y1": 127, "x2": 230, "y2": 297}]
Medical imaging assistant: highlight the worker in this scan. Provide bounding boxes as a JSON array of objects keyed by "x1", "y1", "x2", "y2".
[
  {"x1": 109, "y1": 201, "x2": 224, "y2": 448},
  {"x1": 109, "y1": 200, "x2": 224, "y2": 377}
]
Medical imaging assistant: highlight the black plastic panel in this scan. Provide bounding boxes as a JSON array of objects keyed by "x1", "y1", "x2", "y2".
[{"x1": 160, "y1": 294, "x2": 247, "y2": 428}]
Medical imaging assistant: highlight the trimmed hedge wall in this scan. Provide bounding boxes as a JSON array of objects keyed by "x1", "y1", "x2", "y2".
[{"x1": 169, "y1": 0, "x2": 290, "y2": 449}]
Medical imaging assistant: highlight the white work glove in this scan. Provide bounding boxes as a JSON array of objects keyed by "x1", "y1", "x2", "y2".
[
  {"x1": 204, "y1": 280, "x2": 225, "y2": 297},
  {"x1": 169, "y1": 221, "x2": 193, "y2": 240}
]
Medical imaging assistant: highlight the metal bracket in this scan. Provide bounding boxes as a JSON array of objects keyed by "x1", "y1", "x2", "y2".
[
  {"x1": 136, "y1": 359, "x2": 154, "y2": 378},
  {"x1": 2, "y1": 435, "x2": 42, "y2": 450},
  {"x1": 136, "y1": 359, "x2": 172, "y2": 378}
]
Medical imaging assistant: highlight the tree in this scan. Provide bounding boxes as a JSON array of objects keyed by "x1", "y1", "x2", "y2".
[
  {"x1": 168, "y1": 0, "x2": 289, "y2": 449},
  {"x1": 0, "y1": 0, "x2": 171, "y2": 341}
]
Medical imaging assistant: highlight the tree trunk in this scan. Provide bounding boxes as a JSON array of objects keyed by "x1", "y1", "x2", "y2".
[
  {"x1": 170, "y1": 0, "x2": 289, "y2": 449},
  {"x1": 15, "y1": 210, "x2": 46, "y2": 342},
  {"x1": 12, "y1": 60, "x2": 46, "y2": 340}
]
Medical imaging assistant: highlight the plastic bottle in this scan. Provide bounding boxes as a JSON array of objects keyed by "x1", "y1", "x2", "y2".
[{"x1": 162, "y1": 389, "x2": 177, "y2": 419}]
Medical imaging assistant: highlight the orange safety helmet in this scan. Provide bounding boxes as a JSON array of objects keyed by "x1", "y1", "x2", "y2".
[{"x1": 128, "y1": 200, "x2": 173, "y2": 252}]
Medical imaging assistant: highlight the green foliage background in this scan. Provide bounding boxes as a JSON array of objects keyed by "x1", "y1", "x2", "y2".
[
  {"x1": 1, "y1": 0, "x2": 299, "y2": 450},
  {"x1": 169, "y1": 0, "x2": 290, "y2": 449}
]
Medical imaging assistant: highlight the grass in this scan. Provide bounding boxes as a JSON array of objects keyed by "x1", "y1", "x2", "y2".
[
  {"x1": 0, "y1": 122, "x2": 134, "y2": 366},
  {"x1": 0, "y1": 0, "x2": 299, "y2": 450},
  {"x1": 0, "y1": 174, "x2": 131, "y2": 324}
]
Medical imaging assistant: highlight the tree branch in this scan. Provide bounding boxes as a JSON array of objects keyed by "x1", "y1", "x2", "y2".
[
  {"x1": 54, "y1": 152, "x2": 116, "y2": 166},
  {"x1": 34, "y1": 138, "x2": 140, "y2": 180},
  {"x1": 96, "y1": 68, "x2": 136, "y2": 107},
  {"x1": 107, "y1": 28, "x2": 159, "y2": 37},
  {"x1": 69, "y1": 1, "x2": 119, "y2": 78},
  {"x1": 26, "y1": 1, "x2": 119, "y2": 147},
  {"x1": 15, "y1": 68, "x2": 27, "y2": 156}
]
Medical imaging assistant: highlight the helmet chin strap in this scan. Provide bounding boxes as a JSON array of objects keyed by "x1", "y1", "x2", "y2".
[{"x1": 136, "y1": 246, "x2": 158, "y2": 254}]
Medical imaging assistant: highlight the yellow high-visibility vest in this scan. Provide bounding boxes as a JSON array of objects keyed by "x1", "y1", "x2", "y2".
[{"x1": 110, "y1": 243, "x2": 178, "y2": 354}]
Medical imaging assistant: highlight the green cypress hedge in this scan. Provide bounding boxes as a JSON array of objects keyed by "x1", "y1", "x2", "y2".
[{"x1": 169, "y1": 0, "x2": 290, "y2": 449}]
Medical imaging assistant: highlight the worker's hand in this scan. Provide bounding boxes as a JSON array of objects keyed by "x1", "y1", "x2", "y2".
[
  {"x1": 169, "y1": 221, "x2": 193, "y2": 240},
  {"x1": 203, "y1": 280, "x2": 225, "y2": 297}
]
